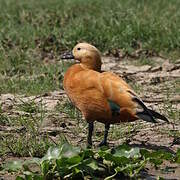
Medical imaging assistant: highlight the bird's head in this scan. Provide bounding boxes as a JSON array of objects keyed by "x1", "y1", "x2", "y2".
[{"x1": 61, "y1": 43, "x2": 102, "y2": 71}]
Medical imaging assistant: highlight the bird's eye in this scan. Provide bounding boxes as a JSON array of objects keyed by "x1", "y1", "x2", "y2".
[{"x1": 77, "y1": 47, "x2": 81, "y2": 50}]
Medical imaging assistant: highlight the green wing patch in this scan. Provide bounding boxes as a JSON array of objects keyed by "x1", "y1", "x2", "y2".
[{"x1": 108, "y1": 100, "x2": 120, "y2": 116}]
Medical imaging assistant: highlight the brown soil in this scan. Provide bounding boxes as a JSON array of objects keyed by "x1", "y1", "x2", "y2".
[{"x1": 0, "y1": 56, "x2": 180, "y2": 179}]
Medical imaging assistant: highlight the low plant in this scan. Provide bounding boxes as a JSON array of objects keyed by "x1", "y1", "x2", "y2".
[{"x1": 1, "y1": 143, "x2": 179, "y2": 179}]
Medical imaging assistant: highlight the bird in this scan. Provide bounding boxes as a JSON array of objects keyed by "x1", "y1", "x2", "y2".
[{"x1": 61, "y1": 42, "x2": 168, "y2": 147}]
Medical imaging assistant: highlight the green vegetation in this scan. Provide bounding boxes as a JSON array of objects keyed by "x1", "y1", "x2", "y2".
[
  {"x1": 1, "y1": 0, "x2": 180, "y2": 53},
  {"x1": 1, "y1": 143, "x2": 179, "y2": 179},
  {"x1": 0, "y1": 0, "x2": 179, "y2": 179},
  {"x1": 0, "y1": 97, "x2": 82, "y2": 158},
  {"x1": 0, "y1": 99, "x2": 54, "y2": 157},
  {"x1": 0, "y1": 0, "x2": 180, "y2": 94}
]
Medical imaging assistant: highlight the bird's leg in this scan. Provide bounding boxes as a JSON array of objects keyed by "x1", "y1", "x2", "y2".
[
  {"x1": 87, "y1": 122, "x2": 94, "y2": 147},
  {"x1": 99, "y1": 123, "x2": 110, "y2": 146}
]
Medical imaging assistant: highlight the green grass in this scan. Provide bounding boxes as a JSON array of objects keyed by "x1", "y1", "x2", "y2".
[
  {"x1": 0, "y1": 0, "x2": 180, "y2": 94},
  {"x1": 1, "y1": 0, "x2": 180, "y2": 53},
  {"x1": 0, "y1": 99, "x2": 54, "y2": 157},
  {"x1": 0, "y1": 96, "x2": 83, "y2": 158}
]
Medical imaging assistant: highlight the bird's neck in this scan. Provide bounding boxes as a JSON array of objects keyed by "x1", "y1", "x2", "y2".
[
  {"x1": 80, "y1": 63, "x2": 101, "y2": 72},
  {"x1": 80, "y1": 56, "x2": 102, "y2": 72}
]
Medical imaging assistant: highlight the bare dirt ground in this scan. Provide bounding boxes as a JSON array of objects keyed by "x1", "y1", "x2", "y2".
[{"x1": 0, "y1": 56, "x2": 180, "y2": 179}]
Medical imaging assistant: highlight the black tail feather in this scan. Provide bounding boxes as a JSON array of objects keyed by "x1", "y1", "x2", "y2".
[
  {"x1": 133, "y1": 97, "x2": 168, "y2": 123},
  {"x1": 147, "y1": 109, "x2": 169, "y2": 123},
  {"x1": 136, "y1": 111, "x2": 157, "y2": 123},
  {"x1": 133, "y1": 97, "x2": 156, "y2": 123}
]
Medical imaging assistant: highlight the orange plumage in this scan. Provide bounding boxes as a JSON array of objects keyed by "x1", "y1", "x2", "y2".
[
  {"x1": 62, "y1": 43, "x2": 168, "y2": 146},
  {"x1": 64, "y1": 64, "x2": 137, "y2": 124}
]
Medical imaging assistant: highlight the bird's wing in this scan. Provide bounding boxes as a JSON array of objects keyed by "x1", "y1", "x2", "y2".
[
  {"x1": 100, "y1": 72, "x2": 138, "y2": 110},
  {"x1": 71, "y1": 69, "x2": 167, "y2": 123},
  {"x1": 99, "y1": 72, "x2": 168, "y2": 123}
]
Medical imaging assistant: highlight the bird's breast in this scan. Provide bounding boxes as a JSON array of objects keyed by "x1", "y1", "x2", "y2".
[
  {"x1": 63, "y1": 65, "x2": 112, "y2": 122},
  {"x1": 63, "y1": 64, "x2": 138, "y2": 124}
]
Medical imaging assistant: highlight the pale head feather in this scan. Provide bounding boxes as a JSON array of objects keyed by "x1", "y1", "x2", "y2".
[{"x1": 72, "y1": 43, "x2": 102, "y2": 71}]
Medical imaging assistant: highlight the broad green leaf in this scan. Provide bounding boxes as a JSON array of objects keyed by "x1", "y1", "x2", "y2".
[
  {"x1": 104, "y1": 152, "x2": 114, "y2": 161},
  {"x1": 98, "y1": 148, "x2": 111, "y2": 158},
  {"x1": 81, "y1": 148, "x2": 94, "y2": 159},
  {"x1": 42, "y1": 146, "x2": 60, "y2": 161},
  {"x1": 114, "y1": 147, "x2": 140, "y2": 158},
  {"x1": 113, "y1": 156, "x2": 130, "y2": 166},
  {"x1": 98, "y1": 148, "x2": 130, "y2": 166},
  {"x1": 3, "y1": 160, "x2": 23, "y2": 172},
  {"x1": 76, "y1": 158, "x2": 100, "y2": 176},
  {"x1": 113, "y1": 144, "x2": 131, "y2": 151},
  {"x1": 11, "y1": 144, "x2": 177, "y2": 179},
  {"x1": 67, "y1": 155, "x2": 82, "y2": 165},
  {"x1": 56, "y1": 158, "x2": 68, "y2": 168},
  {"x1": 56, "y1": 158, "x2": 71, "y2": 177},
  {"x1": 23, "y1": 158, "x2": 41, "y2": 172},
  {"x1": 60, "y1": 143, "x2": 81, "y2": 158},
  {"x1": 86, "y1": 159, "x2": 99, "y2": 171}
]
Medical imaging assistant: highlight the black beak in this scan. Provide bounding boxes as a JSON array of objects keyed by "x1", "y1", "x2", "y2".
[{"x1": 60, "y1": 51, "x2": 74, "y2": 59}]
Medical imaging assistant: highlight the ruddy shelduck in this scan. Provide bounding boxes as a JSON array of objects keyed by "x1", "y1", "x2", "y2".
[{"x1": 61, "y1": 43, "x2": 168, "y2": 147}]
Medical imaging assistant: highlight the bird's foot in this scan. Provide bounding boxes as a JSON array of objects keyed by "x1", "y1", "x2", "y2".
[
  {"x1": 87, "y1": 140, "x2": 92, "y2": 149},
  {"x1": 98, "y1": 140, "x2": 108, "y2": 147}
]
